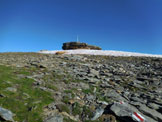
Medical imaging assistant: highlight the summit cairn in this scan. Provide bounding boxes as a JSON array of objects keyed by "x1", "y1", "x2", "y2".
[{"x1": 62, "y1": 42, "x2": 102, "y2": 50}]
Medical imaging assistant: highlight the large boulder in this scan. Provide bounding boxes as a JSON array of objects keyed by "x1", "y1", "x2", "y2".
[
  {"x1": 109, "y1": 102, "x2": 156, "y2": 122},
  {"x1": 62, "y1": 42, "x2": 102, "y2": 50}
]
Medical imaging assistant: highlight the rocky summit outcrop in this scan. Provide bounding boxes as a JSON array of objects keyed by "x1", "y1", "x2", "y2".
[
  {"x1": 0, "y1": 53, "x2": 162, "y2": 122},
  {"x1": 62, "y1": 42, "x2": 102, "y2": 50}
]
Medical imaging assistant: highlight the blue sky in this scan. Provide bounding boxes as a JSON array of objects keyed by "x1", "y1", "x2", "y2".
[{"x1": 0, "y1": 0, "x2": 162, "y2": 54}]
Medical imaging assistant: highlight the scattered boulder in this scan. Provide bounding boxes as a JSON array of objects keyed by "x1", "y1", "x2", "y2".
[
  {"x1": 110, "y1": 101, "x2": 159, "y2": 122},
  {"x1": 138, "y1": 104, "x2": 162, "y2": 121},
  {"x1": 147, "y1": 102, "x2": 161, "y2": 110},
  {"x1": 91, "y1": 107, "x2": 104, "y2": 120},
  {"x1": 110, "y1": 102, "x2": 147, "y2": 122},
  {"x1": 5, "y1": 87, "x2": 17, "y2": 92},
  {"x1": 0, "y1": 107, "x2": 14, "y2": 122},
  {"x1": 0, "y1": 94, "x2": 6, "y2": 98}
]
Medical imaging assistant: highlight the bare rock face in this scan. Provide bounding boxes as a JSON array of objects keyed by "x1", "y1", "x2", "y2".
[{"x1": 62, "y1": 42, "x2": 102, "y2": 50}]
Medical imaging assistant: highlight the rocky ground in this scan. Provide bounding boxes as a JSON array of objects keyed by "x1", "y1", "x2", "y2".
[{"x1": 0, "y1": 52, "x2": 162, "y2": 122}]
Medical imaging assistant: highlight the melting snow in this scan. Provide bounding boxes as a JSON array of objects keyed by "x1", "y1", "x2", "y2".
[{"x1": 39, "y1": 50, "x2": 162, "y2": 58}]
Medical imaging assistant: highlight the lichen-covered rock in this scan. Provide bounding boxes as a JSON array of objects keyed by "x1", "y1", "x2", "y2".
[{"x1": 62, "y1": 42, "x2": 102, "y2": 50}]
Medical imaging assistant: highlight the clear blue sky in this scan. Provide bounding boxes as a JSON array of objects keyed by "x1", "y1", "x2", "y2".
[{"x1": 0, "y1": 0, "x2": 162, "y2": 54}]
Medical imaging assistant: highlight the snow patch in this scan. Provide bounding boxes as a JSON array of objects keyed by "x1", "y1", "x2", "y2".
[{"x1": 39, "y1": 50, "x2": 162, "y2": 58}]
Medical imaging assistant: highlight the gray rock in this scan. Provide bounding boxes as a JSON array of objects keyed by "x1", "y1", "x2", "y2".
[
  {"x1": 0, "y1": 94, "x2": 6, "y2": 97},
  {"x1": 100, "y1": 82, "x2": 114, "y2": 88},
  {"x1": 155, "y1": 88, "x2": 162, "y2": 94},
  {"x1": 110, "y1": 102, "x2": 132, "y2": 117},
  {"x1": 130, "y1": 82, "x2": 145, "y2": 89},
  {"x1": 122, "y1": 91, "x2": 131, "y2": 100},
  {"x1": 152, "y1": 100, "x2": 162, "y2": 106},
  {"x1": 97, "y1": 101, "x2": 109, "y2": 106},
  {"x1": 133, "y1": 80, "x2": 144, "y2": 85},
  {"x1": 106, "y1": 90, "x2": 127, "y2": 102},
  {"x1": 130, "y1": 97, "x2": 147, "y2": 104},
  {"x1": 138, "y1": 104, "x2": 162, "y2": 121},
  {"x1": 34, "y1": 80, "x2": 43, "y2": 85},
  {"x1": 79, "y1": 82, "x2": 89, "y2": 89},
  {"x1": 114, "y1": 75, "x2": 122, "y2": 82},
  {"x1": 110, "y1": 102, "x2": 156, "y2": 122},
  {"x1": 89, "y1": 69, "x2": 99, "y2": 78},
  {"x1": 0, "y1": 107, "x2": 14, "y2": 122},
  {"x1": 91, "y1": 107, "x2": 104, "y2": 120},
  {"x1": 39, "y1": 86, "x2": 48, "y2": 91},
  {"x1": 45, "y1": 115, "x2": 63, "y2": 122},
  {"x1": 86, "y1": 77, "x2": 100, "y2": 83},
  {"x1": 129, "y1": 101, "x2": 159, "y2": 122},
  {"x1": 150, "y1": 80, "x2": 160, "y2": 86},
  {"x1": 23, "y1": 93, "x2": 30, "y2": 99},
  {"x1": 147, "y1": 102, "x2": 161, "y2": 110},
  {"x1": 85, "y1": 94, "x2": 96, "y2": 102},
  {"x1": 6, "y1": 87, "x2": 17, "y2": 92}
]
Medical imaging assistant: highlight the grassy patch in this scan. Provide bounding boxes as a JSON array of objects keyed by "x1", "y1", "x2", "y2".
[
  {"x1": 62, "y1": 96, "x2": 71, "y2": 104},
  {"x1": 64, "y1": 90, "x2": 75, "y2": 98},
  {"x1": 84, "y1": 120, "x2": 100, "y2": 122},
  {"x1": 62, "y1": 77, "x2": 81, "y2": 84},
  {"x1": 56, "y1": 104, "x2": 70, "y2": 114},
  {"x1": 82, "y1": 89, "x2": 93, "y2": 94},
  {"x1": 82, "y1": 106, "x2": 93, "y2": 118},
  {"x1": 72, "y1": 102, "x2": 82, "y2": 116},
  {"x1": 0, "y1": 65, "x2": 53, "y2": 122},
  {"x1": 97, "y1": 95, "x2": 111, "y2": 103},
  {"x1": 63, "y1": 117, "x2": 76, "y2": 122},
  {"x1": 45, "y1": 83, "x2": 58, "y2": 91},
  {"x1": 82, "y1": 85, "x2": 95, "y2": 94}
]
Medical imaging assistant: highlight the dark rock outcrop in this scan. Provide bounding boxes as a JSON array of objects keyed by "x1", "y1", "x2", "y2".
[{"x1": 62, "y1": 42, "x2": 102, "y2": 50}]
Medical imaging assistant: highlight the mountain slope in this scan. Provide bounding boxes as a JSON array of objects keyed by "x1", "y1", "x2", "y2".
[{"x1": 0, "y1": 52, "x2": 162, "y2": 122}]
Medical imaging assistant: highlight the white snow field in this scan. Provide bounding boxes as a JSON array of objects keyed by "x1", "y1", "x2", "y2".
[{"x1": 39, "y1": 50, "x2": 162, "y2": 58}]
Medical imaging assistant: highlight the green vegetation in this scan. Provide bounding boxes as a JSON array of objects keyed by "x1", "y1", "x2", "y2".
[
  {"x1": 42, "y1": 74, "x2": 54, "y2": 82},
  {"x1": 84, "y1": 120, "x2": 100, "y2": 122},
  {"x1": 82, "y1": 89, "x2": 93, "y2": 94},
  {"x1": 64, "y1": 89, "x2": 73, "y2": 94},
  {"x1": 57, "y1": 104, "x2": 70, "y2": 114},
  {"x1": 62, "y1": 96, "x2": 71, "y2": 104},
  {"x1": 82, "y1": 105, "x2": 93, "y2": 118},
  {"x1": 72, "y1": 102, "x2": 82, "y2": 116},
  {"x1": 97, "y1": 94, "x2": 111, "y2": 103},
  {"x1": 64, "y1": 117, "x2": 76, "y2": 122},
  {"x1": 82, "y1": 85, "x2": 95, "y2": 94},
  {"x1": 64, "y1": 89, "x2": 75, "y2": 98},
  {"x1": 0, "y1": 65, "x2": 53, "y2": 122},
  {"x1": 45, "y1": 83, "x2": 58, "y2": 91}
]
